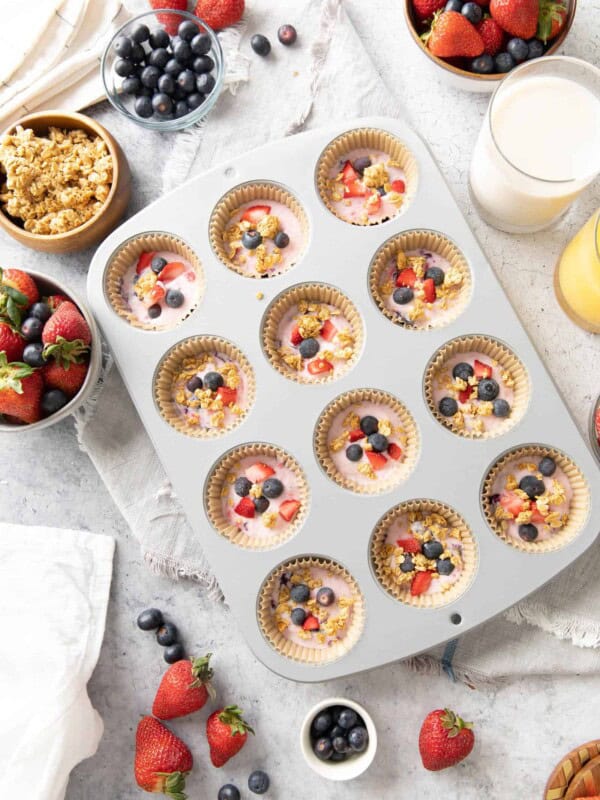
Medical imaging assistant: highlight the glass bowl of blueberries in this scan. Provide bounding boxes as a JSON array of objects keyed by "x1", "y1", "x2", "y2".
[{"x1": 102, "y1": 9, "x2": 224, "y2": 131}]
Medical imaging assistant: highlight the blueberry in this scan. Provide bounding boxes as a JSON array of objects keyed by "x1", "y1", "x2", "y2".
[
  {"x1": 130, "y1": 42, "x2": 146, "y2": 63},
  {"x1": 148, "y1": 304, "x2": 162, "y2": 319},
  {"x1": 477, "y1": 378, "x2": 499, "y2": 401},
  {"x1": 439, "y1": 396, "x2": 458, "y2": 417},
  {"x1": 312, "y1": 711, "x2": 333, "y2": 734},
  {"x1": 290, "y1": 607, "x2": 306, "y2": 626},
  {"x1": 148, "y1": 47, "x2": 170, "y2": 69},
  {"x1": 445, "y1": 0, "x2": 463, "y2": 9},
  {"x1": 316, "y1": 587, "x2": 335, "y2": 607},
  {"x1": 507, "y1": 37, "x2": 529, "y2": 63},
  {"x1": 23, "y1": 342, "x2": 46, "y2": 368},
  {"x1": 332, "y1": 736, "x2": 350, "y2": 753},
  {"x1": 137, "y1": 608, "x2": 163, "y2": 630},
  {"x1": 248, "y1": 770, "x2": 270, "y2": 795},
  {"x1": 346, "y1": 444, "x2": 363, "y2": 462},
  {"x1": 150, "y1": 28, "x2": 170, "y2": 49},
  {"x1": 368, "y1": 432, "x2": 388, "y2": 452},
  {"x1": 251, "y1": 34, "x2": 271, "y2": 56},
  {"x1": 472, "y1": 54, "x2": 495, "y2": 74},
  {"x1": 495, "y1": 51, "x2": 516, "y2": 73},
  {"x1": 298, "y1": 337, "x2": 319, "y2": 358},
  {"x1": 193, "y1": 55, "x2": 214, "y2": 73},
  {"x1": 131, "y1": 23, "x2": 150, "y2": 43},
  {"x1": 242, "y1": 230, "x2": 262, "y2": 249},
  {"x1": 165, "y1": 58, "x2": 184, "y2": 76},
  {"x1": 114, "y1": 36, "x2": 133, "y2": 57},
  {"x1": 41, "y1": 389, "x2": 68, "y2": 415},
  {"x1": 278, "y1": 24, "x2": 298, "y2": 45},
  {"x1": 115, "y1": 58, "x2": 134, "y2": 77},
  {"x1": 338, "y1": 708, "x2": 358, "y2": 729},
  {"x1": 330, "y1": 751, "x2": 347, "y2": 762},
  {"x1": 462, "y1": 1, "x2": 482, "y2": 22},
  {"x1": 400, "y1": 555, "x2": 414, "y2": 573},
  {"x1": 519, "y1": 475, "x2": 545, "y2": 499},
  {"x1": 262, "y1": 477, "x2": 284, "y2": 498},
  {"x1": 437, "y1": 558, "x2": 455, "y2": 575},
  {"x1": 178, "y1": 20, "x2": 199, "y2": 41},
  {"x1": 175, "y1": 100, "x2": 191, "y2": 117},
  {"x1": 165, "y1": 289, "x2": 184, "y2": 308},
  {"x1": 492, "y1": 398, "x2": 510, "y2": 417},
  {"x1": 329, "y1": 724, "x2": 345, "y2": 740},
  {"x1": 204, "y1": 371, "x2": 224, "y2": 391},
  {"x1": 393, "y1": 286, "x2": 414, "y2": 305},
  {"x1": 422, "y1": 539, "x2": 444, "y2": 559},
  {"x1": 30, "y1": 302, "x2": 51, "y2": 322},
  {"x1": 519, "y1": 523, "x2": 538, "y2": 542},
  {"x1": 186, "y1": 375, "x2": 203, "y2": 393},
  {"x1": 151, "y1": 255, "x2": 168, "y2": 273},
  {"x1": 234, "y1": 476, "x2": 252, "y2": 496},
  {"x1": 177, "y1": 68, "x2": 196, "y2": 93},
  {"x1": 314, "y1": 738, "x2": 333, "y2": 760},
  {"x1": 196, "y1": 72, "x2": 215, "y2": 94},
  {"x1": 352, "y1": 156, "x2": 371, "y2": 173},
  {"x1": 141, "y1": 65, "x2": 161, "y2": 88},
  {"x1": 348, "y1": 726, "x2": 369, "y2": 752},
  {"x1": 173, "y1": 39, "x2": 192, "y2": 63},
  {"x1": 290, "y1": 583, "x2": 310, "y2": 603},
  {"x1": 253, "y1": 496, "x2": 270, "y2": 514},
  {"x1": 186, "y1": 93, "x2": 205, "y2": 110},
  {"x1": 424, "y1": 266, "x2": 445, "y2": 285},
  {"x1": 274, "y1": 231, "x2": 290, "y2": 248},
  {"x1": 152, "y1": 93, "x2": 173, "y2": 116},
  {"x1": 137, "y1": 86, "x2": 154, "y2": 98},
  {"x1": 360, "y1": 415, "x2": 379, "y2": 435},
  {"x1": 122, "y1": 76, "x2": 142, "y2": 95},
  {"x1": 218, "y1": 784, "x2": 240, "y2": 800},
  {"x1": 164, "y1": 642, "x2": 186, "y2": 663},
  {"x1": 191, "y1": 32, "x2": 212, "y2": 55},
  {"x1": 539, "y1": 456, "x2": 556, "y2": 477},
  {"x1": 452, "y1": 362, "x2": 474, "y2": 381},
  {"x1": 527, "y1": 38, "x2": 545, "y2": 59},
  {"x1": 21, "y1": 317, "x2": 43, "y2": 341},
  {"x1": 156, "y1": 622, "x2": 178, "y2": 646}
]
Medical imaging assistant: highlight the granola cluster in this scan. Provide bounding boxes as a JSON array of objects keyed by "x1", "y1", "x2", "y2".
[
  {"x1": 173, "y1": 354, "x2": 244, "y2": 430},
  {"x1": 0, "y1": 126, "x2": 112, "y2": 235}
]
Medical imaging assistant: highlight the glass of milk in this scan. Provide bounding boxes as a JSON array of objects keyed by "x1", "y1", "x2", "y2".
[{"x1": 469, "y1": 57, "x2": 600, "y2": 234}]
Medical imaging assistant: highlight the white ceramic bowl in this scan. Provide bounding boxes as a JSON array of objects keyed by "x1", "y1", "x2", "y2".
[{"x1": 299, "y1": 697, "x2": 377, "y2": 781}]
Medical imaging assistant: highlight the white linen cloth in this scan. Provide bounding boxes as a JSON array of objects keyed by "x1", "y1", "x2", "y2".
[{"x1": 0, "y1": 524, "x2": 115, "y2": 800}]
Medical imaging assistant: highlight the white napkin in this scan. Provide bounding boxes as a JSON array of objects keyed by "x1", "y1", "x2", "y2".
[{"x1": 0, "y1": 524, "x2": 115, "y2": 800}]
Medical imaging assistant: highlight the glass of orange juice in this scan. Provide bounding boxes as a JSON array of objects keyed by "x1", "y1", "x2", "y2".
[{"x1": 554, "y1": 209, "x2": 600, "y2": 333}]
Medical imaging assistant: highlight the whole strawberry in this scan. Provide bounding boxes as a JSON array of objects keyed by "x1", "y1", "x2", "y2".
[
  {"x1": 419, "y1": 708, "x2": 475, "y2": 771},
  {"x1": 489, "y1": 0, "x2": 538, "y2": 39},
  {"x1": 135, "y1": 716, "x2": 193, "y2": 798},
  {"x1": 412, "y1": 0, "x2": 446, "y2": 23},
  {"x1": 424, "y1": 11, "x2": 484, "y2": 57},
  {"x1": 0, "y1": 354, "x2": 43, "y2": 424},
  {"x1": 46, "y1": 294, "x2": 69, "y2": 312},
  {"x1": 206, "y1": 705, "x2": 254, "y2": 767},
  {"x1": 42, "y1": 301, "x2": 91, "y2": 363},
  {"x1": 0, "y1": 321, "x2": 25, "y2": 362},
  {"x1": 42, "y1": 360, "x2": 89, "y2": 397},
  {"x1": 0, "y1": 267, "x2": 36, "y2": 326},
  {"x1": 194, "y1": 0, "x2": 245, "y2": 30},
  {"x1": 537, "y1": 0, "x2": 566, "y2": 42},
  {"x1": 153, "y1": 653, "x2": 215, "y2": 720},
  {"x1": 149, "y1": 0, "x2": 187, "y2": 34},
  {"x1": 477, "y1": 17, "x2": 504, "y2": 55}
]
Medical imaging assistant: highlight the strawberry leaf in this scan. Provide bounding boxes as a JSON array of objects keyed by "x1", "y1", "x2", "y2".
[
  {"x1": 5, "y1": 296, "x2": 22, "y2": 327},
  {"x1": 0, "y1": 356, "x2": 33, "y2": 394}
]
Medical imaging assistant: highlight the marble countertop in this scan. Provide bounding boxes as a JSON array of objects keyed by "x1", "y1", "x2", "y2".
[{"x1": 1, "y1": 1, "x2": 599, "y2": 798}]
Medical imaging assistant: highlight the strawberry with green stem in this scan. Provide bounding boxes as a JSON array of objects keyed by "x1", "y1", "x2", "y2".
[
  {"x1": 419, "y1": 708, "x2": 475, "y2": 770},
  {"x1": 135, "y1": 716, "x2": 193, "y2": 798},
  {"x1": 537, "y1": 0, "x2": 567, "y2": 42},
  {"x1": 0, "y1": 267, "x2": 32, "y2": 327},
  {"x1": 0, "y1": 353, "x2": 43, "y2": 424},
  {"x1": 42, "y1": 301, "x2": 91, "y2": 364},
  {"x1": 206, "y1": 705, "x2": 254, "y2": 767},
  {"x1": 153, "y1": 654, "x2": 216, "y2": 720},
  {"x1": 423, "y1": 11, "x2": 485, "y2": 57}
]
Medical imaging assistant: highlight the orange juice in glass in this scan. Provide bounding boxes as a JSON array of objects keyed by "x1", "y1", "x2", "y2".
[{"x1": 554, "y1": 209, "x2": 600, "y2": 333}]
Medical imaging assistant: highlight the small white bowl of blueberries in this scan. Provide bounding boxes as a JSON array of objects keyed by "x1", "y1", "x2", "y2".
[{"x1": 300, "y1": 698, "x2": 377, "y2": 781}]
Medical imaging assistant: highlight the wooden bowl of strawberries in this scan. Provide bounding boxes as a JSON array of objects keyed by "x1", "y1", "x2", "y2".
[
  {"x1": 403, "y1": 0, "x2": 576, "y2": 91},
  {"x1": 0, "y1": 268, "x2": 101, "y2": 432}
]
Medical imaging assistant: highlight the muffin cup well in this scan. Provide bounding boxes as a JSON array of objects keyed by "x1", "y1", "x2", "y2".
[
  {"x1": 257, "y1": 556, "x2": 365, "y2": 665},
  {"x1": 205, "y1": 442, "x2": 309, "y2": 550},
  {"x1": 154, "y1": 335, "x2": 255, "y2": 438},
  {"x1": 370, "y1": 499, "x2": 478, "y2": 609},
  {"x1": 209, "y1": 181, "x2": 309, "y2": 278},
  {"x1": 261, "y1": 282, "x2": 364, "y2": 385},
  {"x1": 369, "y1": 230, "x2": 472, "y2": 330},
  {"x1": 104, "y1": 231, "x2": 205, "y2": 331},
  {"x1": 424, "y1": 334, "x2": 530, "y2": 439},
  {"x1": 315, "y1": 127, "x2": 419, "y2": 225},
  {"x1": 314, "y1": 388, "x2": 420, "y2": 495},
  {"x1": 482, "y1": 445, "x2": 590, "y2": 553}
]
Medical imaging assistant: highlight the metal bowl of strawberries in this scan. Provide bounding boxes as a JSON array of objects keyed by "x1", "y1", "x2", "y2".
[
  {"x1": 0, "y1": 268, "x2": 101, "y2": 432},
  {"x1": 403, "y1": 0, "x2": 576, "y2": 92}
]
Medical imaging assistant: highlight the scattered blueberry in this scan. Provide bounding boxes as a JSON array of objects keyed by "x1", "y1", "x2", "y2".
[
  {"x1": 248, "y1": 770, "x2": 270, "y2": 795},
  {"x1": 165, "y1": 289, "x2": 184, "y2": 308},
  {"x1": 316, "y1": 587, "x2": 335, "y2": 606},
  {"x1": 148, "y1": 303, "x2": 162, "y2": 319},
  {"x1": 41, "y1": 389, "x2": 68, "y2": 415},
  {"x1": 114, "y1": 36, "x2": 133, "y2": 58},
  {"x1": 436, "y1": 558, "x2": 455, "y2": 575},
  {"x1": 527, "y1": 38, "x2": 545, "y2": 59},
  {"x1": 348, "y1": 726, "x2": 369, "y2": 752},
  {"x1": 262, "y1": 477, "x2": 284, "y2": 498},
  {"x1": 472, "y1": 54, "x2": 495, "y2": 74},
  {"x1": 278, "y1": 24, "x2": 297, "y2": 46},
  {"x1": 253, "y1": 496, "x2": 270, "y2": 514},
  {"x1": 242, "y1": 230, "x2": 263, "y2": 249},
  {"x1": 493, "y1": 398, "x2": 511, "y2": 417},
  {"x1": 115, "y1": 58, "x2": 134, "y2": 77},
  {"x1": 196, "y1": 72, "x2": 215, "y2": 94},
  {"x1": 477, "y1": 378, "x2": 500, "y2": 401},
  {"x1": 312, "y1": 711, "x2": 333, "y2": 734},
  {"x1": 332, "y1": 736, "x2": 350, "y2": 753},
  {"x1": 131, "y1": 23, "x2": 150, "y2": 44},
  {"x1": 314, "y1": 737, "x2": 333, "y2": 760},
  {"x1": 519, "y1": 475, "x2": 545, "y2": 500},
  {"x1": 400, "y1": 554, "x2": 414, "y2": 573},
  {"x1": 137, "y1": 608, "x2": 163, "y2": 630},
  {"x1": 191, "y1": 32, "x2": 212, "y2": 55},
  {"x1": 193, "y1": 55, "x2": 215, "y2": 74},
  {"x1": 424, "y1": 266, "x2": 445, "y2": 286},
  {"x1": 452, "y1": 362, "x2": 474, "y2": 381},
  {"x1": 495, "y1": 51, "x2": 516, "y2": 73},
  {"x1": 507, "y1": 37, "x2": 529, "y2": 63},
  {"x1": 274, "y1": 231, "x2": 290, "y2": 248},
  {"x1": 148, "y1": 47, "x2": 170, "y2": 69},
  {"x1": 251, "y1": 34, "x2": 271, "y2": 56},
  {"x1": 164, "y1": 642, "x2": 186, "y2": 663},
  {"x1": 21, "y1": 317, "x2": 43, "y2": 341},
  {"x1": 538, "y1": 456, "x2": 556, "y2": 477},
  {"x1": 346, "y1": 443, "x2": 363, "y2": 462},
  {"x1": 122, "y1": 75, "x2": 142, "y2": 95},
  {"x1": 186, "y1": 375, "x2": 203, "y2": 393},
  {"x1": 149, "y1": 29, "x2": 170, "y2": 49},
  {"x1": 234, "y1": 476, "x2": 252, "y2": 496},
  {"x1": 178, "y1": 20, "x2": 199, "y2": 41},
  {"x1": 338, "y1": 708, "x2": 358, "y2": 729},
  {"x1": 156, "y1": 622, "x2": 178, "y2": 646},
  {"x1": 422, "y1": 539, "x2": 444, "y2": 559},
  {"x1": 445, "y1": 0, "x2": 463, "y2": 10},
  {"x1": 368, "y1": 432, "x2": 388, "y2": 452},
  {"x1": 462, "y1": 1, "x2": 482, "y2": 22},
  {"x1": 204, "y1": 371, "x2": 224, "y2": 391},
  {"x1": 393, "y1": 286, "x2": 414, "y2": 305},
  {"x1": 218, "y1": 784, "x2": 241, "y2": 800},
  {"x1": 298, "y1": 337, "x2": 319, "y2": 358},
  {"x1": 518, "y1": 523, "x2": 538, "y2": 542},
  {"x1": 23, "y1": 342, "x2": 46, "y2": 368},
  {"x1": 290, "y1": 583, "x2": 310, "y2": 603},
  {"x1": 439, "y1": 396, "x2": 458, "y2": 417},
  {"x1": 353, "y1": 156, "x2": 372, "y2": 173},
  {"x1": 151, "y1": 255, "x2": 168, "y2": 274},
  {"x1": 141, "y1": 65, "x2": 161, "y2": 88},
  {"x1": 360, "y1": 415, "x2": 379, "y2": 435},
  {"x1": 290, "y1": 607, "x2": 306, "y2": 626},
  {"x1": 30, "y1": 302, "x2": 51, "y2": 322}
]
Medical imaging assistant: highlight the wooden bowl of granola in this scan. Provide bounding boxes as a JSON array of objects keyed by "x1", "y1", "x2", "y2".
[{"x1": 0, "y1": 110, "x2": 131, "y2": 253}]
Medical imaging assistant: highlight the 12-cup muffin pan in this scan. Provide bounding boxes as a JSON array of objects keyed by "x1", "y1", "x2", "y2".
[{"x1": 86, "y1": 117, "x2": 600, "y2": 682}]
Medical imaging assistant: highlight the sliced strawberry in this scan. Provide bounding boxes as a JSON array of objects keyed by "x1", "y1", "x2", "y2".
[
  {"x1": 366, "y1": 451, "x2": 387, "y2": 471},
  {"x1": 498, "y1": 490, "x2": 525, "y2": 518},
  {"x1": 396, "y1": 537, "x2": 421, "y2": 554},
  {"x1": 343, "y1": 180, "x2": 367, "y2": 198},
  {"x1": 341, "y1": 160, "x2": 359, "y2": 184},
  {"x1": 396, "y1": 268, "x2": 417, "y2": 288},
  {"x1": 279, "y1": 499, "x2": 301, "y2": 522},
  {"x1": 391, "y1": 179, "x2": 406, "y2": 193},
  {"x1": 411, "y1": 571, "x2": 433, "y2": 596},
  {"x1": 136, "y1": 251, "x2": 156, "y2": 274},
  {"x1": 366, "y1": 191, "x2": 382, "y2": 215},
  {"x1": 143, "y1": 284, "x2": 166, "y2": 307},
  {"x1": 474, "y1": 359, "x2": 492, "y2": 380},
  {"x1": 320, "y1": 319, "x2": 337, "y2": 342},
  {"x1": 458, "y1": 387, "x2": 473, "y2": 404},
  {"x1": 234, "y1": 497, "x2": 255, "y2": 518},
  {"x1": 388, "y1": 442, "x2": 403, "y2": 460},
  {"x1": 290, "y1": 324, "x2": 303, "y2": 345},
  {"x1": 245, "y1": 462, "x2": 275, "y2": 483},
  {"x1": 348, "y1": 429, "x2": 365, "y2": 442},
  {"x1": 302, "y1": 615, "x2": 320, "y2": 631},
  {"x1": 241, "y1": 205, "x2": 271, "y2": 224},
  {"x1": 530, "y1": 503, "x2": 546, "y2": 524},
  {"x1": 157, "y1": 261, "x2": 186, "y2": 282},
  {"x1": 423, "y1": 278, "x2": 436, "y2": 303},
  {"x1": 217, "y1": 386, "x2": 237, "y2": 405},
  {"x1": 307, "y1": 358, "x2": 334, "y2": 375}
]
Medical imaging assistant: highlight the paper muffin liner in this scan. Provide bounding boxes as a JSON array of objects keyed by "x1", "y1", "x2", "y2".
[
  {"x1": 370, "y1": 499, "x2": 478, "y2": 609},
  {"x1": 424, "y1": 334, "x2": 530, "y2": 440},
  {"x1": 154, "y1": 335, "x2": 256, "y2": 438},
  {"x1": 315, "y1": 127, "x2": 419, "y2": 225},
  {"x1": 481, "y1": 445, "x2": 590, "y2": 554},
  {"x1": 204, "y1": 442, "x2": 310, "y2": 550},
  {"x1": 257, "y1": 556, "x2": 366, "y2": 665},
  {"x1": 104, "y1": 231, "x2": 205, "y2": 331},
  {"x1": 209, "y1": 181, "x2": 309, "y2": 278},
  {"x1": 314, "y1": 388, "x2": 420, "y2": 495},
  {"x1": 261, "y1": 282, "x2": 364, "y2": 385},
  {"x1": 369, "y1": 230, "x2": 472, "y2": 330}
]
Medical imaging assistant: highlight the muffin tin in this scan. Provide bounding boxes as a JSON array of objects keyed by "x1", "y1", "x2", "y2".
[{"x1": 86, "y1": 118, "x2": 600, "y2": 682}]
